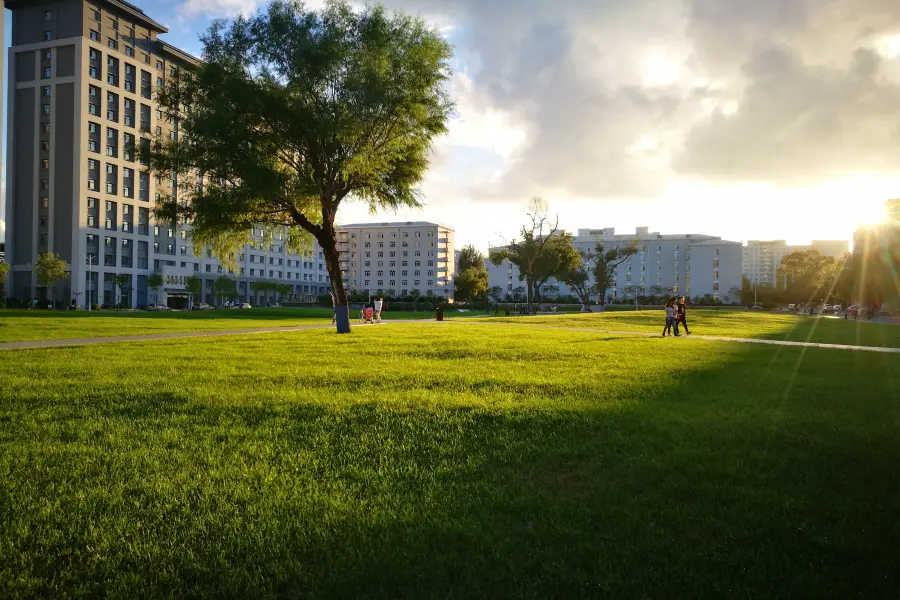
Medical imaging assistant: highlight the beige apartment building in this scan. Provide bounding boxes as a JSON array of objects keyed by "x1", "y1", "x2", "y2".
[
  {"x1": 336, "y1": 222, "x2": 455, "y2": 299},
  {"x1": 2, "y1": 0, "x2": 332, "y2": 307}
]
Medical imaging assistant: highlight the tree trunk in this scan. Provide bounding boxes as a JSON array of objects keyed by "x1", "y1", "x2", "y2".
[{"x1": 318, "y1": 223, "x2": 351, "y2": 334}]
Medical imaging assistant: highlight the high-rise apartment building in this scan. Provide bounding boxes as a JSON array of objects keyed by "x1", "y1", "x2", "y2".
[
  {"x1": 487, "y1": 226, "x2": 743, "y2": 303},
  {"x1": 2, "y1": 0, "x2": 332, "y2": 308},
  {"x1": 742, "y1": 239, "x2": 848, "y2": 287},
  {"x1": 336, "y1": 222, "x2": 455, "y2": 299}
]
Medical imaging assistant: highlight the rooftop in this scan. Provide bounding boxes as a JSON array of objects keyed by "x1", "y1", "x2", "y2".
[{"x1": 337, "y1": 221, "x2": 454, "y2": 231}]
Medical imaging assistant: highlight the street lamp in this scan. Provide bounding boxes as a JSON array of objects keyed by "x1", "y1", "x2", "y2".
[{"x1": 86, "y1": 253, "x2": 95, "y2": 311}]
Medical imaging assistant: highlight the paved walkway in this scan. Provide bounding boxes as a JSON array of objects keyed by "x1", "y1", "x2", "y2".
[{"x1": 1, "y1": 318, "x2": 898, "y2": 354}]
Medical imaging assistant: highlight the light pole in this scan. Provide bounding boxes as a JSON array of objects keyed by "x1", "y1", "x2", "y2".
[{"x1": 86, "y1": 253, "x2": 95, "y2": 311}]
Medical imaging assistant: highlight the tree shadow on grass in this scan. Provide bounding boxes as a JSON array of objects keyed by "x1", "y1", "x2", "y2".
[{"x1": 2, "y1": 346, "x2": 899, "y2": 599}]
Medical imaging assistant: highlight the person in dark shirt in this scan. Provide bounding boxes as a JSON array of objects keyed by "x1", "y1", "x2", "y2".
[{"x1": 676, "y1": 296, "x2": 691, "y2": 335}]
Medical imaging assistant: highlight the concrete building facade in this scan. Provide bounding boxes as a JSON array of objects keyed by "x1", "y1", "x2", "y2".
[
  {"x1": 336, "y1": 221, "x2": 455, "y2": 300},
  {"x1": 488, "y1": 226, "x2": 743, "y2": 304},
  {"x1": 2, "y1": 0, "x2": 332, "y2": 308}
]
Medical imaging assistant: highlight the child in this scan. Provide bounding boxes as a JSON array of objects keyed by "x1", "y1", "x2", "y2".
[{"x1": 662, "y1": 298, "x2": 680, "y2": 337}]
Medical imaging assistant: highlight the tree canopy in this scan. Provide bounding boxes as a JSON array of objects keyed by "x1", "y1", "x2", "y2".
[
  {"x1": 592, "y1": 243, "x2": 638, "y2": 306},
  {"x1": 778, "y1": 249, "x2": 840, "y2": 305},
  {"x1": 149, "y1": 0, "x2": 453, "y2": 332},
  {"x1": 489, "y1": 198, "x2": 578, "y2": 305},
  {"x1": 454, "y1": 245, "x2": 489, "y2": 303},
  {"x1": 33, "y1": 252, "x2": 69, "y2": 303}
]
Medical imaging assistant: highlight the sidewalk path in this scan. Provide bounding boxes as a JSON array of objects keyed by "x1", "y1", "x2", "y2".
[{"x1": 1, "y1": 318, "x2": 899, "y2": 354}]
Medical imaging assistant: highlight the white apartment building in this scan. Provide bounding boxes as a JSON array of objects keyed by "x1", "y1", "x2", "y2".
[
  {"x1": 488, "y1": 226, "x2": 743, "y2": 303},
  {"x1": 336, "y1": 221, "x2": 454, "y2": 299},
  {"x1": 742, "y1": 239, "x2": 848, "y2": 287}
]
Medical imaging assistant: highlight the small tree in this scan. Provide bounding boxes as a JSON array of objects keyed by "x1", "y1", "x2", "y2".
[
  {"x1": 558, "y1": 259, "x2": 595, "y2": 310},
  {"x1": 185, "y1": 275, "x2": 202, "y2": 309},
  {"x1": 33, "y1": 252, "x2": 70, "y2": 306},
  {"x1": 409, "y1": 289, "x2": 421, "y2": 311},
  {"x1": 454, "y1": 245, "x2": 490, "y2": 305},
  {"x1": 425, "y1": 289, "x2": 436, "y2": 309},
  {"x1": 276, "y1": 283, "x2": 293, "y2": 303},
  {"x1": 489, "y1": 198, "x2": 568, "y2": 306},
  {"x1": 0, "y1": 261, "x2": 9, "y2": 307},
  {"x1": 147, "y1": 272, "x2": 164, "y2": 306},
  {"x1": 214, "y1": 275, "x2": 237, "y2": 306},
  {"x1": 592, "y1": 242, "x2": 638, "y2": 309},
  {"x1": 149, "y1": 0, "x2": 453, "y2": 334},
  {"x1": 488, "y1": 286, "x2": 503, "y2": 305},
  {"x1": 113, "y1": 273, "x2": 130, "y2": 309}
]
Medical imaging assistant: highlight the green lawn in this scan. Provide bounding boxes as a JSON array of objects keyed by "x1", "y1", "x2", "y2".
[
  {"x1": 0, "y1": 307, "x2": 447, "y2": 342},
  {"x1": 1, "y1": 323, "x2": 897, "y2": 598},
  {"x1": 483, "y1": 309, "x2": 900, "y2": 348}
]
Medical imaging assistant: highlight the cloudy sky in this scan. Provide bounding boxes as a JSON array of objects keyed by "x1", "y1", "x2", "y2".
[{"x1": 7, "y1": 0, "x2": 899, "y2": 250}]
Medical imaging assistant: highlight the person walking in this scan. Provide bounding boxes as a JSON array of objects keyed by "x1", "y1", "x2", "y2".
[
  {"x1": 662, "y1": 298, "x2": 680, "y2": 337},
  {"x1": 374, "y1": 296, "x2": 383, "y2": 323},
  {"x1": 676, "y1": 296, "x2": 691, "y2": 335}
]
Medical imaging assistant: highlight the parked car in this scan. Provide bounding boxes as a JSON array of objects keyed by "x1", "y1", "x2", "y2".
[
  {"x1": 240, "y1": 303, "x2": 252, "y2": 309},
  {"x1": 750, "y1": 305, "x2": 764, "y2": 310},
  {"x1": 146, "y1": 304, "x2": 171, "y2": 312},
  {"x1": 194, "y1": 303, "x2": 214, "y2": 311}
]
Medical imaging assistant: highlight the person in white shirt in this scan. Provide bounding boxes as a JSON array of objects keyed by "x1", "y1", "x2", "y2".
[{"x1": 374, "y1": 297, "x2": 383, "y2": 322}]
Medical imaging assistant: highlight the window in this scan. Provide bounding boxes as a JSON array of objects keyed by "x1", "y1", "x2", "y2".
[
  {"x1": 42, "y1": 86, "x2": 50, "y2": 97},
  {"x1": 42, "y1": 104, "x2": 50, "y2": 115},
  {"x1": 154, "y1": 226, "x2": 160, "y2": 236},
  {"x1": 125, "y1": 46, "x2": 134, "y2": 57},
  {"x1": 43, "y1": 31, "x2": 52, "y2": 41},
  {"x1": 156, "y1": 60, "x2": 163, "y2": 70},
  {"x1": 90, "y1": 30, "x2": 100, "y2": 42},
  {"x1": 42, "y1": 68, "x2": 51, "y2": 79},
  {"x1": 41, "y1": 159, "x2": 49, "y2": 170},
  {"x1": 170, "y1": 66, "x2": 177, "y2": 76},
  {"x1": 42, "y1": 141, "x2": 50, "y2": 152},
  {"x1": 111, "y1": 19, "x2": 118, "y2": 31},
  {"x1": 44, "y1": 10, "x2": 52, "y2": 21},
  {"x1": 89, "y1": 66, "x2": 99, "y2": 79},
  {"x1": 108, "y1": 39, "x2": 118, "y2": 50},
  {"x1": 157, "y1": 76, "x2": 163, "y2": 87}
]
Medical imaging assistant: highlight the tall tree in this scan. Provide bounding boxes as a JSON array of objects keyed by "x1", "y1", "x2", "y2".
[
  {"x1": 147, "y1": 272, "x2": 164, "y2": 306},
  {"x1": 592, "y1": 242, "x2": 638, "y2": 307},
  {"x1": 33, "y1": 252, "x2": 70, "y2": 306},
  {"x1": 454, "y1": 245, "x2": 489, "y2": 303},
  {"x1": 489, "y1": 198, "x2": 569, "y2": 305},
  {"x1": 149, "y1": 0, "x2": 453, "y2": 333}
]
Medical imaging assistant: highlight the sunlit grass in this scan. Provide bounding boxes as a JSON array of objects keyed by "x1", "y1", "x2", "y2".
[
  {"x1": 482, "y1": 309, "x2": 900, "y2": 348},
  {"x1": 1, "y1": 323, "x2": 897, "y2": 597},
  {"x1": 0, "y1": 307, "x2": 444, "y2": 343}
]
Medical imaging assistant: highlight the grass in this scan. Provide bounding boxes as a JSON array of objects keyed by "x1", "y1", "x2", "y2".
[
  {"x1": 0, "y1": 307, "x2": 447, "y2": 342},
  {"x1": 483, "y1": 308, "x2": 900, "y2": 348},
  {"x1": 1, "y1": 322, "x2": 898, "y2": 598}
]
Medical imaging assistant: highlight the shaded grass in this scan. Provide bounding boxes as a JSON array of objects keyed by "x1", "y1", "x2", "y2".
[
  {"x1": 0, "y1": 307, "x2": 447, "y2": 342},
  {"x1": 1, "y1": 323, "x2": 898, "y2": 598},
  {"x1": 483, "y1": 309, "x2": 900, "y2": 348}
]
